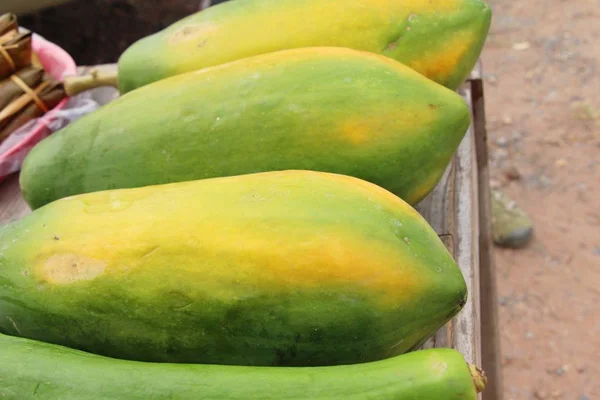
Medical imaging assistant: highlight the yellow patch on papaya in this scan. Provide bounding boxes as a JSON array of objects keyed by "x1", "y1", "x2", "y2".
[
  {"x1": 338, "y1": 119, "x2": 373, "y2": 145},
  {"x1": 408, "y1": 31, "x2": 476, "y2": 83},
  {"x1": 21, "y1": 171, "x2": 447, "y2": 306},
  {"x1": 336, "y1": 105, "x2": 437, "y2": 147},
  {"x1": 31, "y1": 220, "x2": 426, "y2": 305}
]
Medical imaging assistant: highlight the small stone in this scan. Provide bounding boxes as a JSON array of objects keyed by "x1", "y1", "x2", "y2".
[
  {"x1": 555, "y1": 365, "x2": 568, "y2": 376},
  {"x1": 534, "y1": 390, "x2": 548, "y2": 399},
  {"x1": 504, "y1": 165, "x2": 522, "y2": 181},
  {"x1": 496, "y1": 136, "x2": 510, "y2": 147},
  {"x1": 539, "y1": 175, "x2": 552, "y2": 188},
  {"x1": 512, "y1": 131, "x2": 523, "y2": 141},
  {"x1": 551, "y1": 390, "x2": 563, "y2": 398},
  {"x1": 525, "y1": 331, "x2": 535, "y2": 339},
  {"x1": 579, "y1": 395, "x2": 590, "y2": 400},
  {"x1": 555, "y1": 158, "x2": 568, "y2": 168},
  {"x1": 503, "y1": 115, "x2": 513, "y2": 125},
  {"x1": 593, "y1": 247, "x2": 600, "y2": 256},
  {"x1": 513, "y1": 41, "x2": 531, "y2": 51},
  {"x1": 492, "y1": 190, "x2": 534, "y2": 249}
]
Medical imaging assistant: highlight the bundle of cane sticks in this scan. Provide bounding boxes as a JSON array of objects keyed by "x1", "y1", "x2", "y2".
[{"x1": 0, "y1": 13, "x2": 66, "y2": 144}]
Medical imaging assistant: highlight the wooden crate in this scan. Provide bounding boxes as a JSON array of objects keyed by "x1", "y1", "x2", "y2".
[
  {"x1": 414, "y1": 64, "x2": 502, "y2": 400},
  {"x1": 0, "y1": 65, "x2": 501, "y2": 399}
]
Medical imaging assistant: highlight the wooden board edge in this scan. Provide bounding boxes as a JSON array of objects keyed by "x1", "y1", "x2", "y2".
[{"x1": 471, "y1": 71, "x2": 504, "y2": 400}]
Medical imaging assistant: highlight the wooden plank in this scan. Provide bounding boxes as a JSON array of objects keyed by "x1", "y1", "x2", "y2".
[
  {"x1": 416, "y1": 88, "x2": 481, "y2": 384},
  {"x1": 454, "y1": 86, "x2": 482, "y2": 385},
  {"x1": 470, "y1": 63, "x2": 504, "y2": 400}
]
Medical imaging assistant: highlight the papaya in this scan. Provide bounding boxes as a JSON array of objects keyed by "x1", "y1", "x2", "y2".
[
  {"x1": 116, "y1": 0, "x2": 492, "y2": 92},
  {"x1": 20, "y1": 47, "x2": 471, "y2": 210},
  {"x1": 1, "y1": 171, "x2": 468, "y2": 366},
  {"x1": 0, "y1": 333, "x2": 486, "y2": 400}
]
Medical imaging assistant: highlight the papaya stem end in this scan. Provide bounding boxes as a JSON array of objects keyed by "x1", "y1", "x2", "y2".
[
  {"x1": 63, "y1": 69, "x2": 119, "y2": 97},
  {"x1": 468, "y1": 364, "x2": 487, "y2": 393}
]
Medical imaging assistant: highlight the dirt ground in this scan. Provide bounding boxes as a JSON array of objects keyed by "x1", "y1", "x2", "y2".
[
  {"x1": 482, "y1": 0, "x2": 600, "y2": 398},
  {"x1": 15, "y1": 0, "x2": 600, "y2": 398}
]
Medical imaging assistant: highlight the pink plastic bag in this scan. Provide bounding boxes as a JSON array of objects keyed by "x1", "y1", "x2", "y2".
[{"x1": 0, "y1": 33, "x2": 76, "y2": 182}]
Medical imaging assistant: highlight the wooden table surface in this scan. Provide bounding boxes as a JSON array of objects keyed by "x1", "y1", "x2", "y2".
[{"x1": 0, "y1": 70, "x2": 501, "y2": 399}]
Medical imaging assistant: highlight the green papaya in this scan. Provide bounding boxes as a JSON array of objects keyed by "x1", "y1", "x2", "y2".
[
  {"x1": 0, "y1": 333, "x2": 486, "y2": 400},
  {"x1": 1, "y1": 171, "x2": 467, "y2": 366},
  {"x1": 21, "y1": 47, "x2": 471, "y2": 210},
  {"x1": 117, "y1": 0, "x2": 491, "y2": 92}
]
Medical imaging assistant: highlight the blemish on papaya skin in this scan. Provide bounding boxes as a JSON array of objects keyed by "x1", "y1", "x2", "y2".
[
  {"x1": 384, "y1": 13, "x2": 418, "y2": 52},
  {"x1": 408, "y1": 13, "x2": 419, "y2": 22},
  {"x1": 40, "y1": 253, "x2": 106, "y2": 284},
  {"x1": 141, "y1": 246, "x2": 160, "y2": 259},
  {"x1": 169, "y1": 23, "x2": 218, "y2": 45},
  {"x1": 432, "y1": 361, "x2": 448, "y2": 376},
  {"x1": 32, "y1": 383, "x2": 41, "y2": 395},
  {"x1": 338, "y1": 119, "x2": 373, "y2": 145},
  {"x1": 6, "y1": 316, "x2": 21, "y2": 334}
]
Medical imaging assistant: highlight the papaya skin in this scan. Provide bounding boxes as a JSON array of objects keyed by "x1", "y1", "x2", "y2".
[
  {"x1": 1, "y1": 171, "x2": 468, "y2": 366},
  {"x1": 0, "y1": 335, "x2": 483, "y2": 400},
  {"x1": 20, "y1": 47, "x2": 471, "y2": 210},
  {"x1": 117, "y1": 0, "x2": 492, "y2": 92}
]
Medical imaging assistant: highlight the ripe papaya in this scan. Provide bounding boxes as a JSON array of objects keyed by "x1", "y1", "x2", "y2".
[
  {"x1": 117, "y1": 0, "x2": 492, "y2": 92},
  {"x1": 20, "y1": 47, "x2": 471, "y2": 210},
  {"x1": 1, "y1": 171, "x2": 467, "y2": 366},
  {"x1": 0, "y1": 333, "x2": 486, "y2": 400}
]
